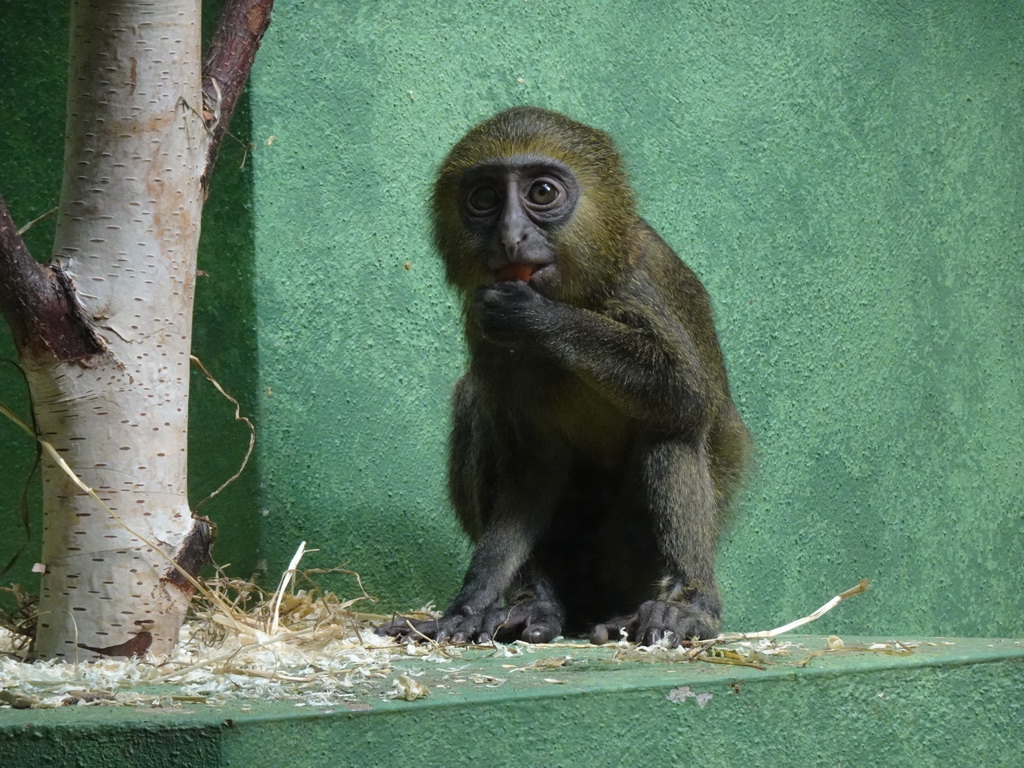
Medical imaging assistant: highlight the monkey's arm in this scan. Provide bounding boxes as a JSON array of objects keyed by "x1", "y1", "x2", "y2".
[{"x1": 475, "y1": 281, "x2": 711, "y2": 430}]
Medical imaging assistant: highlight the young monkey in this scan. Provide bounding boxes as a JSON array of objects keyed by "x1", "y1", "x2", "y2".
[{"x1": 379, "y1": 107, "x2": 750, "y2": 647}]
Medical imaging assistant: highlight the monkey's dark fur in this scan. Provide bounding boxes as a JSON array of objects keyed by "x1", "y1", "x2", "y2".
[{"x1": 380, "y1": 106, "x2": 749, "y2": 646}]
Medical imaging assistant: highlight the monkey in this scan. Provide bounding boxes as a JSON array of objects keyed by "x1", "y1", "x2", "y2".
[{"x1": 378, "y1": 106, "x2": 750, "y2": 647}]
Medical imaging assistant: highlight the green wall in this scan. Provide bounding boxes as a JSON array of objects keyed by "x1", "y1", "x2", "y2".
[{"x1": 2, "y1": 1, "x2": 1022, "y2": 639}]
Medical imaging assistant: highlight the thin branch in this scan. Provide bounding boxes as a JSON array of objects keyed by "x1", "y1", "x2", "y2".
[
  {"x1": 17, "y1": 207, "x2": 57, "y2": 237},
  {"x1": 716, "y1": 580, "x2": 871, "y2": 643},
  {"x1": 0, "y1": 195, "x2": 102, "y2": 359},
  {"x1": 0, "y1": 361, "x2": 39, "y2": 579},
  {"x1": 190, "y1": 353, "x2": 256, "y2": 511},
  {"x1": 201, "y1": 0, "x2": 274, "y2": 191}
]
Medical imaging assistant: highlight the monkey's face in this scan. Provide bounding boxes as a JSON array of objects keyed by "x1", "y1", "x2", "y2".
[
  {"x1": 433, "y1": 107, "x2": 639, "y2": 307},
  {"x1": 456, "y1": 155, "x2": 579, "y2": 295}
]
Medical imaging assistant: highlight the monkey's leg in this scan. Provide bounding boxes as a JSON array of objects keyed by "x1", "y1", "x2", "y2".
[
  {"x1": 380, "y1": 578, "x2": 564, "y2": 645},
  {"x1": 592, "y1": 438, "x2": 722, "y2": 647},
  {"x1": 590, "y1": 594, "x2": 718, "y2": 647},
  {"x1": 379, "y1": 525, "x2": 562, "y2": 644},
  {"x1": 376, "y1": 377, "x2": 494, "y2": 642},
  {"x1": 429, "y1": 382, "x2": 574, "y2": 643},
  {"x1": 432, "y1": 444, "x2": 571, "y2": 643},
  {"x1": 379, "y1": 453, "x2": 568, "y2": 644},
  {"x1": 374, "y1": 514, "x2": 530, "y2": 643},
  {"x1": 471, "y1": 568, "x2": 565, "y2": 644}
]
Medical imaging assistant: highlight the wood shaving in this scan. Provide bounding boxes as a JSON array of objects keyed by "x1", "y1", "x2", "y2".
[{"x1": 1, "y1": 567, "x2": 874, "y2": 709}]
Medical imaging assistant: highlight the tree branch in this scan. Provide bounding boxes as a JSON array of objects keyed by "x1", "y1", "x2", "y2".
[
  {"x1": 201, "y1": 0, "x2": 274, "y2": 191},
  {"x1": 0, "y1": 195, "x2": 101, "y2": 359},
  {"x1": 2, "y1": 2, "x2": 274, "y2": 358}
]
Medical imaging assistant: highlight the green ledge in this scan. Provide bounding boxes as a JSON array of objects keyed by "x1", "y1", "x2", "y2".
[{"x1": 2, "y1": 636, "x2": 1022, "y2": 767}]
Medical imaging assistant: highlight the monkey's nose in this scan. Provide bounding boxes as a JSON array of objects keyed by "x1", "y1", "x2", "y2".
[
  {"x1": 500, "y1": 229, "x2": 529, "y2": 262},
  {"x1": 501, "y1": 236, "x2": 526, "y2": 260},
  {"x1": 498, "y1": 205, "x2": 530, "y2": 257}
]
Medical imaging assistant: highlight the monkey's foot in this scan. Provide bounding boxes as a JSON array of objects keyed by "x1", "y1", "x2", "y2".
[
  {"x1": 590, "y1": 600, "x2": 720, "y2": 648},
  {"x1": 376, "y1": 599, "x2": 564, "y2": 645}
]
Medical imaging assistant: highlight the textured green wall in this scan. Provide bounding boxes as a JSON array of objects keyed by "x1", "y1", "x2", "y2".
[
  {"x1": 248, "y1": 0, "x2": 1024, "y2": 637},
  {"x1": 2, "y1": 1, "x2": 1022, "y2": 640}
]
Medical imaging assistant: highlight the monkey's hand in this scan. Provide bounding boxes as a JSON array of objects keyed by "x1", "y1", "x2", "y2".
[
  {"x1": 473, "y1": 281, "x2": 555, "y2": 346},
  {"x1": 376, "y1": 598, "x2": 564, "y2": 645},
  {"x1": 590, "y1": 600, "x2": 720, "y2": 647}
]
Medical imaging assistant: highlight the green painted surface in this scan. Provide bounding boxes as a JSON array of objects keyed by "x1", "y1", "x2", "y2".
[
  {"x1": 1, "y1": 0, "x2": 1023, "y2": 655},
  {"x1": 2, "y1": 638, "x2": 1023, "y2": 766},
  {"x1": 247, "y1": 0, "x2": 1024, "y2": 637}
]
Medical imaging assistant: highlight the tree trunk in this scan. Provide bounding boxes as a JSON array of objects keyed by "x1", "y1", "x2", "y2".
[
  {"x1": 0, "y1": 0, "x2": 272, "y2": 660},
  {"x1": 26, "y1": 0, "x2": 206, "y2": 661}
]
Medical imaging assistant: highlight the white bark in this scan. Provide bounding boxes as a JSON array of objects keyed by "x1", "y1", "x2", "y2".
[{"x1": 27, "y1": 0, "x2": 207, "y2": 660}]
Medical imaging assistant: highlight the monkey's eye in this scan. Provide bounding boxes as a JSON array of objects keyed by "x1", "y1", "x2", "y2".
[
  {"x1": 466, "y1": 184, "x2": 500, "y2": 214},
  {"x1": 527, "y1": 180, "x2": 559, "y2": 206}
]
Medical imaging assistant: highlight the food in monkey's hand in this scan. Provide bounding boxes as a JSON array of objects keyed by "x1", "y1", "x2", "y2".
[{"x1": 495, "y1": 262, "x2": 535, "y2": 283}]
